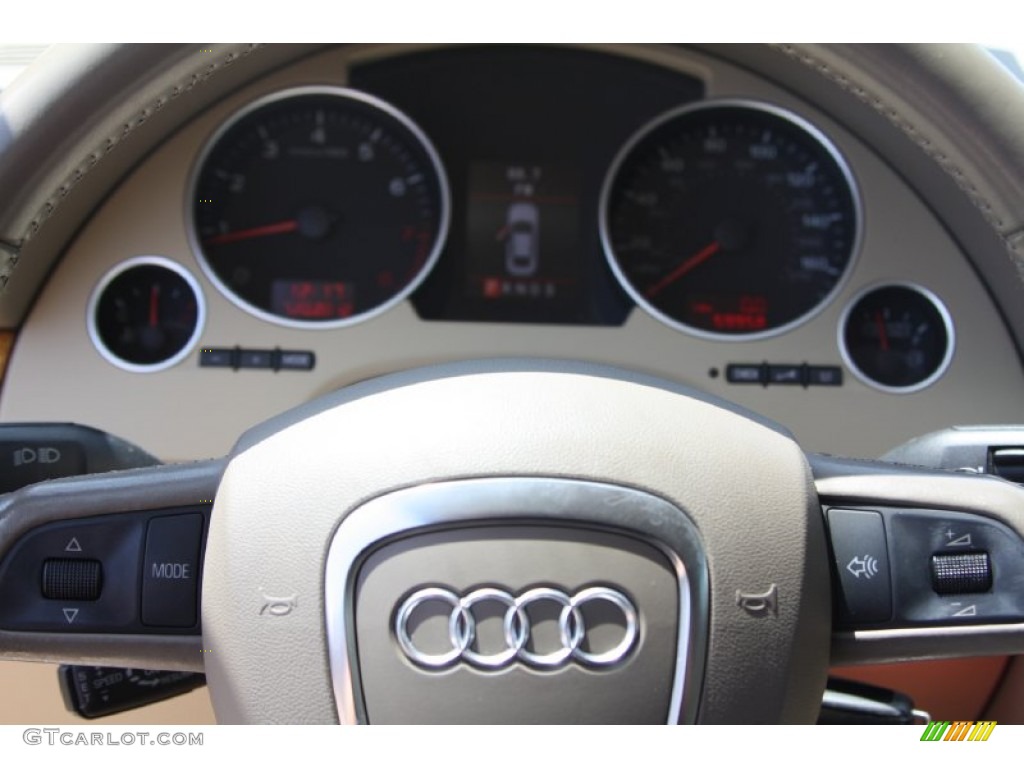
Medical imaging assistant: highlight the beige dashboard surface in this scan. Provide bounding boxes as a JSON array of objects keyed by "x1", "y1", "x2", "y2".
[{"x1": 4, "y1": 46, "x2": 1024, "y2": 462}]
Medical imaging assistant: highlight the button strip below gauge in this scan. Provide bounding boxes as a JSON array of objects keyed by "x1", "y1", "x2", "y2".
[
  {"x1": 725, "y1": 362, "x2": 843, "y2": 387},
  {"x1": 199, "y1": 347, "x2": 316, "y2": 371}
]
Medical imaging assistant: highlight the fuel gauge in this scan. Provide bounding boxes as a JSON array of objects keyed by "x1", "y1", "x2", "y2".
[
  {"x1": 840, "y1": 283, "x2": 954, "y2": 393},
  {"x1": 88, "y1": 256, "x2": 205, "y2": 372}
]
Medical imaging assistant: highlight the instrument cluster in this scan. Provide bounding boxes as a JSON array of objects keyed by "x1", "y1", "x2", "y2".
[{"x1": 86, "y1": 46, "x2": 954, "y2": 394}]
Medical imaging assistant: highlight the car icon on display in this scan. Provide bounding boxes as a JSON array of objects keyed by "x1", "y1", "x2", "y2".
[{"x1": 504, "y1": 201, "x2": 539, "y2": 277}]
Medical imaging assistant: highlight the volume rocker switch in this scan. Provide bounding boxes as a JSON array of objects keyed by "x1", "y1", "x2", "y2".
[{"x1": 931, "y1": 552, "x2": 992, "y2": 595}]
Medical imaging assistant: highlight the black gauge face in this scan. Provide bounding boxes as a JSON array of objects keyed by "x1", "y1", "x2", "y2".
[
  {"x1": 191, "y1": 87, "x2": 449, "y2": 326},
  {"x1": 841, "y1": 284, "x2": 954, "y2": 392},
  {"x1": 89, "y1": 258, "x2": 204, "y2": 371},
  {"x1": 601, "y1": 101, "x2": 859, "y2": 338}
]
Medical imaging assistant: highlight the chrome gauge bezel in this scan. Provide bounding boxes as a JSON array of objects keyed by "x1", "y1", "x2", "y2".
[
  {"x1": 185, "y1": 85, "x2": 451, "y2": 329},
  {"x1": 87, "y1": 255, "x2": 206, "y2": 373},
  {"x1": 599, "y1": 98, "x2": 864, "y2": 341},
  {"x1": 838, "y1": 281, "x2": 956, "y2": 394}
]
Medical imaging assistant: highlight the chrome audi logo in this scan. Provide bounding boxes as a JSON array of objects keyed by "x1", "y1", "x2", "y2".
[{"x1": 394, "y1": 586, "x2": 639, "y2": 670}]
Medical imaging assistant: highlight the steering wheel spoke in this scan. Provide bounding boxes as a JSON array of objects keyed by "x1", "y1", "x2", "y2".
[
  {"x1": 0, "y1": 460, "x2": 222, "y2": 671},
  {"x1": 812, "y1": 453, "x2": 1024, "y2": 664}
]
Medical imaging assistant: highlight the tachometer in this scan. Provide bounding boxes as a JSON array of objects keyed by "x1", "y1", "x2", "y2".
[
  {"x1": 189, "y1": 86, "x2": 449, "y2": 327},
  {"x1": 600, "y1": 100, "x2": 860, "y2": 338}
]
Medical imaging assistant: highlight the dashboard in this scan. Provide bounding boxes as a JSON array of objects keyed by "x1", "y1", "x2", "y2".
[
  {"x1": 2, "y1": 43, "x2": 1023, "y2": 462},
  {"x1": 1, "y1": 42, "x2": 1024, "y2": 726}
]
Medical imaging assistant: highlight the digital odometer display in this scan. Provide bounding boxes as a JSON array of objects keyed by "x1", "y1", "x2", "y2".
[
  {"x1": 190, "y1": 87, "x2": 449, "y2": 327},
  {"x1": 601, "y1": 100, "x2": 860, "y2": 338},
  {"x1": 271, "y1": 280, "x2": 355, "y2": 321}
]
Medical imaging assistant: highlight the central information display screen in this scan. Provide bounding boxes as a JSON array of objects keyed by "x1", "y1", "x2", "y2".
[
  {"x1": 464, "y1": 162, "x2": 579, "y2": 310},
  {"x1": 350, "y1": 46, "x2": 703, "y2": 325}
]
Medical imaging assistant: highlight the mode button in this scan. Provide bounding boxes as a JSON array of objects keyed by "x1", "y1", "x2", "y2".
[{"x1": 141, "y1": 514, "x2": 203, "y2": 628}]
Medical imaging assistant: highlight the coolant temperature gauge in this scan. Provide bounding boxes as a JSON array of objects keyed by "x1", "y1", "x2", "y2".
[
  {"x1": 88, "y1": 257, "x2": 205, "y2": 372},
  {"x1": 840, "y1": 283, "x2": 954, "y2": 393}
]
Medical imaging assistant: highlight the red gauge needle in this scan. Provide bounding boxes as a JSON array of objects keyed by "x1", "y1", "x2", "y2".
[
  {"x1": 646, "y1": 240, "x2": 722, "y2": 298},
  {"x1": 203, "y1": 219, "x2": 299, "y2": 246},
  {"x1": 149, "y1": 285, "x2": 159, "y2": 328},
  {"x1": 875, "y1": 311, "x2": 890, "y2": 351}
]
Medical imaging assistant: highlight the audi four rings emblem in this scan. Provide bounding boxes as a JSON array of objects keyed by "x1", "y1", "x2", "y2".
[{"x1": 394, "y1": 586, "x2": 639, "y2": 670}]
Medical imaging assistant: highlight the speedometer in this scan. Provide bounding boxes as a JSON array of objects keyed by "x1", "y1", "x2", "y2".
[
  {"x1": 189, "y1": 86, "x2": 449, "y2": 327},
  {"x1": 600, "y1": 100, "x2": 860, "y2": 339}
]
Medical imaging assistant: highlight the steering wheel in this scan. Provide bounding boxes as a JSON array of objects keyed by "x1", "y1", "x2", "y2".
[{"x1": 1, "y1": 44, "x2": 1024, "y2": 724}]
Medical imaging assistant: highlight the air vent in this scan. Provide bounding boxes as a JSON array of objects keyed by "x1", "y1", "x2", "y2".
[{"x1": 988, "y1": 448, "x2": 1024, "y2": 484}]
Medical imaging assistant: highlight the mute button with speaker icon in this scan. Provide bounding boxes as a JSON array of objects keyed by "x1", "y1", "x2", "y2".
[{"x1": 826, "y1": 508, "x2": 894, "y2": 625}]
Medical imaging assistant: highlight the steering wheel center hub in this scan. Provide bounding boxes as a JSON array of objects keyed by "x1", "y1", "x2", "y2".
[
  {"x1": 328, "y1": 478, "x2": 702, "y2": 724},
  {"x1": 201, "y1": 362, "x2": 829, "y2": 723}
]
